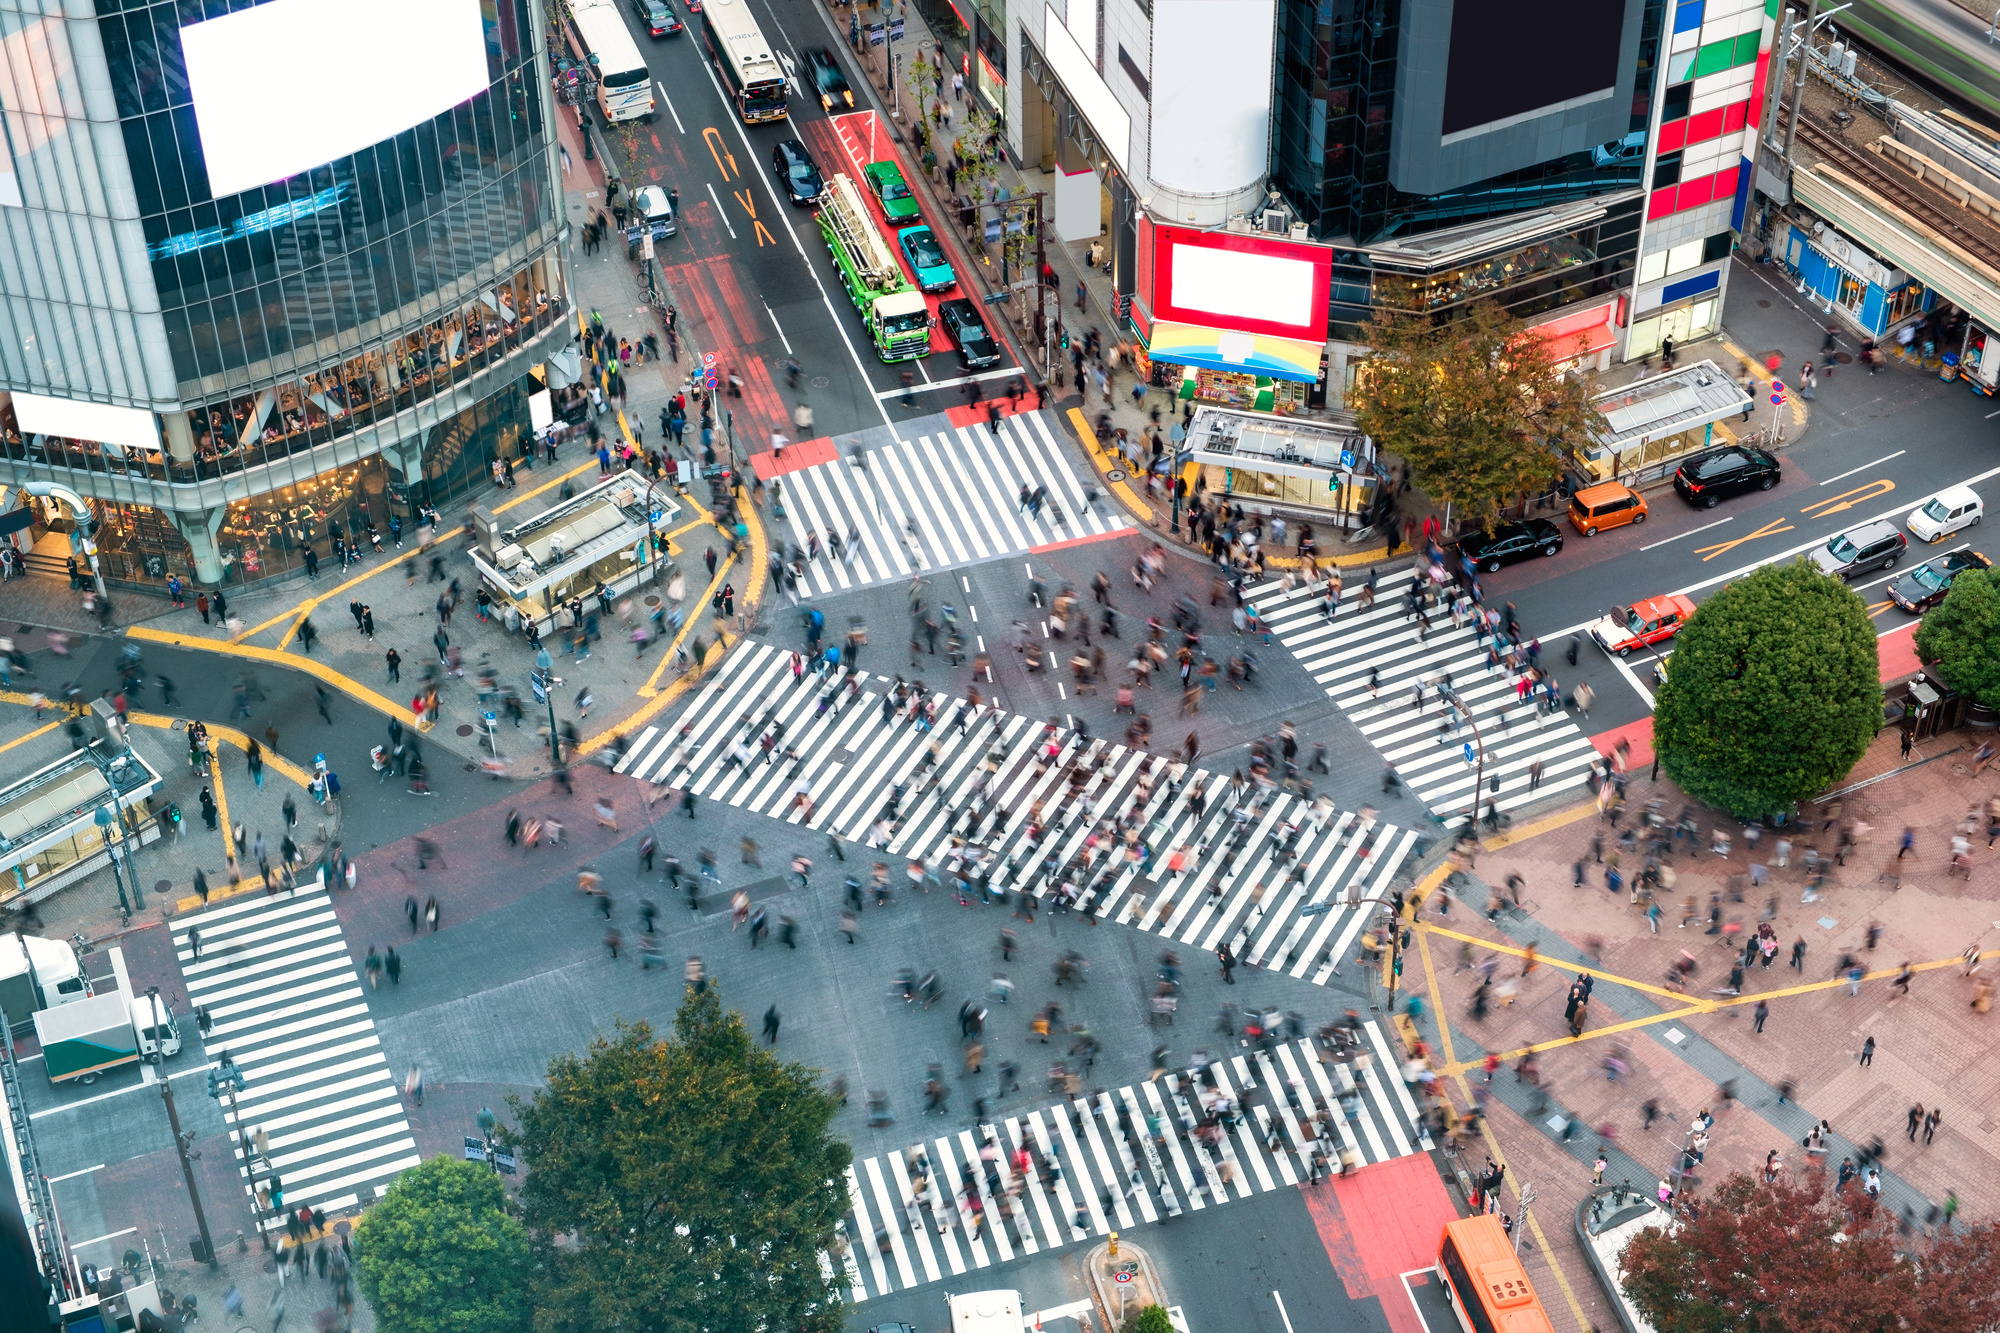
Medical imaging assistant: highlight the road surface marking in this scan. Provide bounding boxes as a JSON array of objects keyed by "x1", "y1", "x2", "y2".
[
  {"x1": 704, "y1": 182, "x2": 737, "y2": 238},
  {"x1": 1819, "y1": 450, "x2": 1905, "y2": 484},
  {"x1": 656, "y1": 83, "x2": 685, "y2": 133},
  {"x1": 1639, "y1": 515, "x2": 1731, "y2": 550}
]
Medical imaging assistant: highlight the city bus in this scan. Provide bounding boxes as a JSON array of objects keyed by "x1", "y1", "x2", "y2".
[
  {"x1": 699, "y1": 0, "x2": 786, "y2": 123},
  {"x1": 564, "y1": 0, "x2": 655, "y2": 124},
  {"x1": 1435, "y1": 1215, "x2": 1556, "y2": 1333}
]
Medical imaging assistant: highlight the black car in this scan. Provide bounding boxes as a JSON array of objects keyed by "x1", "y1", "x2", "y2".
[
  {"x1": 771, "y1": 139, "x2": 822, "y2": 205},
  {"x1": 804, "y1": 46, "x2": 853, "y2": 110},
  {"x1": 628, "y1": 0, "x2": 682, "y2": 35},
  {"x1": 1886, "y1": 550, "x2": 1992, "y2": 612},
  {"x1": 937, "y1": 297, "x2": 1001, "y2": 369},
  {"x1": 1672, "y1": 445, "x2": 1781, "y2": 509},
  {"x1": 1452, "y1": 518, "x2": 1563, "y2": 572}
]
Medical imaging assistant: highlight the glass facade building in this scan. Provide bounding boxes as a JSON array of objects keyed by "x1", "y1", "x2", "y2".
[{"x1": 0, "y1": 0, "x2": 570, "y2": 591}]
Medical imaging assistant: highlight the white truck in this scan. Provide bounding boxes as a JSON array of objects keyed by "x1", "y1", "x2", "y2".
[
  {"x1": 0, "y1": 931, "x2": 92, "y2": 1031},
  {"x1": 31, "y1": 947, "x2": 179, "y2": 1084},
  {"x1": 949, "y1": 1290, "x2": 1023, "y2": 1333}
]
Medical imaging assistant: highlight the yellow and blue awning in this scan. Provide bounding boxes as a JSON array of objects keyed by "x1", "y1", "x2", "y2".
[{"x1": 1145, "y1": 321, "x2": 1324, "y2": 383}]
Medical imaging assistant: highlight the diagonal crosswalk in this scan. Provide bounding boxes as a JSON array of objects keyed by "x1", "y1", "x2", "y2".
[
  {"x1": 616, "y1": 643, "x2": 1425, "y2": 985},
  {"x1": 172, "y1": 886, "x2": 419, "y2": 1229},
  {"x1": 830, "y1": 1029, "x2": 1430, "y2": 1301},
  {"x1": 1250, "y1": 575, "x2": 1603, "y2": 818},
  {"x1": 770, "y1": 411, "x2": 1129, "y2": 594}
]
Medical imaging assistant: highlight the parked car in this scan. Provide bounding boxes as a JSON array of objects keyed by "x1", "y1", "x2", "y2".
[
  {"x1": 1886, "y1": 550, "x2": 1991, "y2": 612},
  {"x1": 1907, "y1": 484, "x2": 1983, "y2": 543},
  {"x1": 1451, "y1": 518, "x2": 1563, "y2": 572},
  {"x1": 628, "y1": 0, "x2": 682, "y2": 35},
  {"x1": 771, "y1": 139, "x2": 822, "y2": 205},
  {"x1": 938, "y1": 298, "x2": 1001, "y2": 369},
  {"x1": 1809, "y1": 519, "x2": 1907, "y2": 580},
  {"x1": 898, "y1": 225, "x2": 955, "y2": 292},
  {"x1": 1672, "y1": 445, "x2": 1781, "y2": 508},
  {"x1": 1589, "y1": 593, "x2": 1697, "y2": 657},
  {"x1": 804, "y1": 46, "x2": 853, "y2": 110},
  {"x1": 864, "y1": 160, "x2": 921, "y2": 224},
  {"x1": 623, "y1": 184, "x2": 676, "y2": 257},
  {"x1": 1568, "y1": 481, "x2": 1647, "y2": 537}
]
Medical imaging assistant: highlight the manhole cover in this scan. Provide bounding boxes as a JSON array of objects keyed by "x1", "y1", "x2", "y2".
[
  {"x1": 1952, "y1": 763, "x2": 1971, "y2": 776},
  {"x1": 812, "y1": 376, "x2": 831, "y2": 387},
  {"x1": 645, "y1": 595, "x2": 661, "y2": 606},
  {"x1": 1862, "y1": 802, "x2": 1879, "y2": 815},
  {"x1": 456, "y1": 724, "x2": 475, "y2": 736},
  {"x1": 1832, "y1": 351, "x2": 1854, "y2": 363},
  {"x1": 1107, "y1": 469, "x2": 1127, "y2": 482},
  {"x1": 1757, "y1": 299, "x2": 1772, "y2": 308},
  {"x1": 155, "y1": 880, "x2": 173, "y2": 896}
]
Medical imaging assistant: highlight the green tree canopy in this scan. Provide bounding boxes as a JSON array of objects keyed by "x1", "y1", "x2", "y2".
[
  {"x1": 1349, "y1": 301, "x2": 1602, "y2": 528},
  {"x1": 353, "y1": 1154, "x2": 531, "y2": 1333},
  {"x1": 508, "y1": 988, "x2": 851, "y2": 1333},
  {"x1": 1653, "y1": 560, "x2": 1879, "y2": 818},
  {"x1": 1914, "y1": 562, "x2": 2000, "y2": 707},
  {"x1": 1131, "y1": 1305, "x2": 1176, "y2": 1333},
  {"x1": 1620, "y1": 1171, "x2": 2000, "y2": 1332}
]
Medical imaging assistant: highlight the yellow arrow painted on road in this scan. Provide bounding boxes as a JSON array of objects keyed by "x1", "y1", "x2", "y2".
[
  {"x1": 702, "y1": 127, "x2": 738, "y2": 180},
  {"x1": 1696, "y1": 515, "x2": 1795, "y2": 561},
  {"x1": 1801, "y1": 478, "x2": 1895, "y2": 517}
]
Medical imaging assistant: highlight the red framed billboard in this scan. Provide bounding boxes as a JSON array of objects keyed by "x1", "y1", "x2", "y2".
[{"x1": 1137, "y1": 219, "x2": 1332, "y2": 344}]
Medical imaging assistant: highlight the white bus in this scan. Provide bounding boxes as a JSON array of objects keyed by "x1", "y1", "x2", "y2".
[
  {"x1": 699, "y1": 0, "x2": 786, "y2": 123},
  {"x1": 564, "y1": 0, "x2": 655, "y2": 123}
]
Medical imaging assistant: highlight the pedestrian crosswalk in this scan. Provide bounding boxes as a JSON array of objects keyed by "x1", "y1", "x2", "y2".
[
  {"x1": 616, "y1": 643, "x2": 1424, "y2": 985},
  {"x1": 830, "y1": 1029, "x2": 1430, "y2": 1301},
  {"x1": 172, "y1": 886, "x2": 419, "y2": 1230},
  {"x1": 771, "y1": 411, "x2": 1130, "y2": 595},
  {"x1": 1250, "y1": 576, "x2": 1603, "y2": 819}
]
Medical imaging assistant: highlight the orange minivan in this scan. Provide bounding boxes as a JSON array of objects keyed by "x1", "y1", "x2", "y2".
[{"x1": 1569, "y1": 482, "x2": 1648, "y2": 537}]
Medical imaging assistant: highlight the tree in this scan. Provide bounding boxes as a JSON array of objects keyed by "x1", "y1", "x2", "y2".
[
  {"x1": 1914, "y1": 562, "x2": 2000, "y2": 706},
  {"x1": 1130, "y1": 1305, "x2": 1175, "y2": 1333},
  {"x1": 353, "y1": 1155, "x2": 531, "y2": 1333},
  {"x1": 1653, "y1": 560, "x2": 1879, "y2": 818},
  {"x1": 508, "y1": 987, "x2": 851, "y2": 1333},
  {"x1": 1619, "y1": 1171, "x2": 2000, "y2": 1332},
  {"x1": 1348, "y1": 301, "x2": 1602, "y2": 529}
]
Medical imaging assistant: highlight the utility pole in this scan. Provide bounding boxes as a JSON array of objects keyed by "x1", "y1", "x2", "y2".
[
  {"x1": 1035, "y1": 191, "x2": 1051, "y2": 384},
  {"x1": 159, "y1": 1077, "x2": 219, "y2": 1268},
  {"x1": 1513, "y1": 1181, "x2": 1537, "y2": 1254},
  {"x1": 1781, "y1": 0, "x2": 1824, "y2": 161}
]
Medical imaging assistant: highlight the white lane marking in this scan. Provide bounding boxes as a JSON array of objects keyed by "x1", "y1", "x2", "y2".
[
  {"x1": 656, "y1": 83, "x2": 686, "y2": 133},
  {"x1": 1819, "y1": 450, "x2": 1906, "y2": 485},
  {"x1": 704, "y1": 182, "x2": 738, "y2": 239},
  {"x1": 1640, "y1": 515, "x2": 1732, "y2": 551}
]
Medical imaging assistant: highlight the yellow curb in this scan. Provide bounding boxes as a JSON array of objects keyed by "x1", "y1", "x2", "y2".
[
  {"x1": 1721, "y1": 336, "x2": 1807, "y2": 430},
  {"x1": 1480, "y1": 799, "x2": 1601, "y2": 852},
  {"x1": 1066, "y1": 409, "x2": 1155, "y2": 524},
  {"x1": 124, "y1": 626, "x2": 423, "y2": 730},
  {"x1": 269, "y1": 531, "x2": 465, "y2": 650},
  {"x1": 496, "y1": 458, "x2": 604, "y2": 514}
]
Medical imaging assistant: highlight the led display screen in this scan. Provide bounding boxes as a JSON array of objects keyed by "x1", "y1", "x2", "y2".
[
  {"x1": 1440, "y1": 0, "x2": 1625, "y2": 141},
  {"x1": 180, "y1": 0, "x2": 490, "y2": 198},
  {"x1": 1144, "y1": 223, "x2": 1331, "y2": 343}
]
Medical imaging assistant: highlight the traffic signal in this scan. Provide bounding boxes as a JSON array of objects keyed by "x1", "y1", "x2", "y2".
[
  {"x1": 1059, "y1": 327, "x2": 1070, "y2": 350},
  {"x1": 206, "y1": 1068, "x2": 220, "y2": 1099}
]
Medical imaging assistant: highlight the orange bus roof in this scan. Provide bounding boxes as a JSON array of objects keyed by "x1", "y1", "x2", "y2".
[{"x1": 1441, "y1": 1216, "x2": 1557, "y2": 1333}]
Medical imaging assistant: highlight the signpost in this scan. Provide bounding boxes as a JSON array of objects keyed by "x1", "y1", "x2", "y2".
[{"x1": 463, "y1": 1137, "x2": 518, "y2": 1175}]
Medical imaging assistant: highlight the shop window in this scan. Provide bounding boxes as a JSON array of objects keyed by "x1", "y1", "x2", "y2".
[
  {"x1": 1662, "y1": 80, "x2": 1692, "y2": 122},
  {"x1": 1702, "y1": 231, "x2": 1733, "y2": 264},
  {"x1": 1653, "y1": 151, "x2": 1683, "y2": 190}
]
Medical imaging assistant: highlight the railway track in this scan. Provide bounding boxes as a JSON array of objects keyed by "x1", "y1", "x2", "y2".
[{"x1": 1793, "y1": 115, "x2": 2000, "y2": 272}]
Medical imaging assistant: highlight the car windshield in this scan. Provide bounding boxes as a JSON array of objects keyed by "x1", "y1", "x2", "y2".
[
  {"x1": 1616, "y1": 607, "x2": 1642, "y2": 631},
  {"x1": 1922, "y1": 498, "x2": 1952, "y2": 521},
  {"x1": 1827, "y1": 536, "x2": 1858, "y2": 562},
  {"x1": 883, "y1": 312, "x2": 930, "y2": 335},
  {"x1": 907, "y1": 234, "x2": 943, "y2": 265},
  {"x1": 1911, "y1": 564, "x2": 1949, "y2": 591},
  {"x1": 882, "y1": 179, "x2": 909, "y2": 200}
]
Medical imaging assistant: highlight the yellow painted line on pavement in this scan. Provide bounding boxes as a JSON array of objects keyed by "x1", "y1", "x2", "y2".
[
  {"x1": 496, "y1": 457, "x2": 603, "y2": 513},
  {"x1": 0, "y1": 718, "x2": 60, "y2": 757},
  {"x1": 1479, "y1": 799, "x2": 1600, "y2": 852},
  {"x1": 124, "y1": 626, "x2": 423, "y2": 730},
  {"x1": 1721, "y1": 337, "x2": 1808, "y2": 429},
  {"x1": 269, "y1": 537, "x2": 462, "y2": 650},
  {"x1": 1067, "y1": 409, "x2": 1154, "y2": 524},
  {"x1": 639, "y1": 549, "x2": 736, "y2": 694},
  {"x1": 1421, "y1": 922, "x2": 1700, "y2": 1005}
]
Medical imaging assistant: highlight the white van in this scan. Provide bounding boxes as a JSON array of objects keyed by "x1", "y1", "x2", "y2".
[{"x1": 1908, "y1": 485, "x2": 1983, "y2": 543}]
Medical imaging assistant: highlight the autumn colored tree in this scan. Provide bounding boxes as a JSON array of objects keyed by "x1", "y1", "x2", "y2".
[
  {"x1": 507, "y1": 988, "x2": 850, "y2": 1333},
  {"x1": 1914, "y1": 562, "x2": 2000, "y2": 707},
  {"x1": 1620, "y1": 1171, "x2": 2000, "y2": 1332},
  {"x1": 1349, "y1": 301, "x2": 1602, "y2": 529},
  {"x1": 1653, "y1": 560, "x2": 1880, "y2": 818}
]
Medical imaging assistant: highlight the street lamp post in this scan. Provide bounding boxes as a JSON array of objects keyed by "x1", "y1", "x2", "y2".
[
  {"x1": 1436, "y1": 681, "x2": 1492, "y2": 833},
  {"x1": 158, "y1": 1073, "x2": 219, "y2": 1268}
]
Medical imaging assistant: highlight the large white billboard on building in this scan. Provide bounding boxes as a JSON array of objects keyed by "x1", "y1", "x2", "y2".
[{"x1": 181, "y1": 0, "x2": 490, "y2": 198}]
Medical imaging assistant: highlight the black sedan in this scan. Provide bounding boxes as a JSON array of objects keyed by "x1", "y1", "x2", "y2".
[
  {"x1": 937, "y1": 298, "x2": 1001, "y2": 369},
  {"x1": 770, "y1": 139, "x2": 822, "y2": 205},
  {"x1": 1886, "y1": 549, "x2": 1991, "y2": 612},
  {"x1": 628, "y1": 0, "x2": 682, "y2": 35},
  {"x1": 804, "y1": 47, "x2": 853, "y2": 110},
  {"x1": 1452, "y1": 518, "x2": 1563, "y2": 572}
]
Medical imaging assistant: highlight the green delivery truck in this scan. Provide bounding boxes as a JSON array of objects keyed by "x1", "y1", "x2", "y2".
[
  {"x1": 816, "y1": 173, "x2": 932, "y2": 362},
  {"x1": 35, "y1": 988, "x2": 139, "y2": 1083}
]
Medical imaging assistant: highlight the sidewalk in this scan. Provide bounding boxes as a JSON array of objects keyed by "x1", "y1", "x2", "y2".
[{"x1": 1391, "y1": 724, "x2": 1999, "y2": 1327}]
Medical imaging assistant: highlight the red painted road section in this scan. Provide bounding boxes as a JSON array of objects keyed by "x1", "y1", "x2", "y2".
[
  {"x1": 807, "y1": 111, "x2": 956, "y2": 355},
  {"x1": 1030, "y1": 529, "x2": 1129, "y2": 555},
  {"x1": 748, "y1": 435, "x2": 839, "y2": 479},
  {"x1": 943, "y1": 395, "x2": 1040, "y2": 428},
  {"x1": 1592, "y1": 716, "x2": 1655, "y2": 768},
  {"x1": 1878, "y1": 620, "x2": 1921, "y2": 684},
  {"x1": 1301, "y1": 1152, "x2": 1459, "y2": 1333}
]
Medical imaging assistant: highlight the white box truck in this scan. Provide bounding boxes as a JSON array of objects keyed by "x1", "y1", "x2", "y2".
[{"x1": 0, "y1": 931, "x2": 91, "y2": 1031}]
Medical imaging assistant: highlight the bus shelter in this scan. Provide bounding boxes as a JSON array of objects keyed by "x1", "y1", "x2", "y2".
[{"x1": 468, "y1": 469, "x2": 680, "y2": 634}]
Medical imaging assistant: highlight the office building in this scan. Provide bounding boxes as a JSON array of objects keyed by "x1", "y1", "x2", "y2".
[{"x1": 0, "y1": 0, "x2": 570, "y2": 590}]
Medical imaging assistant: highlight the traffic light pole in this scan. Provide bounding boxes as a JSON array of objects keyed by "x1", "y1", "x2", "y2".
[{"x1": 158, "y1": 1077, "x2": 219, "y2": 1268}]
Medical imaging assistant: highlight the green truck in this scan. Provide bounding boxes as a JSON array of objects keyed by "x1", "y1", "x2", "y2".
[{"x1": 816, "y1": 173, "x2": 932, "y2": 363}]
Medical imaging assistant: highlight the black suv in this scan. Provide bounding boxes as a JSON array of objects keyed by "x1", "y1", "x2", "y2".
[
  {"x1": 770, "y1": 139, "x2": 822, "y2": 205},
  {"x1": 1809, "y1": 519, "x2": 1907, "y2": 580},
  {"x1": 1672, "y1": 445, "x2": 1781, "y2": 509},
  {"x1": 1452, "y1": 518, "x2": 1563, "y2": 572}
]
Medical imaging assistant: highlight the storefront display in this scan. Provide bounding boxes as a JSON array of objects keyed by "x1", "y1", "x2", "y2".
[{"x1": 1157, "y1": 363, "x2": 1309, "y2": 415}]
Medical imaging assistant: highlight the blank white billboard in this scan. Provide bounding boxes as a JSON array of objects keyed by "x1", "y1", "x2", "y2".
[
  {"x1": 1151, "y1": 0, "x2": 1274, "y2": 195},
  {"x1": 181, "y1": 0, "x2": 490, "y2": 198},
  {"x1": 12, "y1": 392, "x2": 160, "y2": 451},
  {"x1": 1169, "y1": 245, "x2": 1316, "y2": 330}
]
